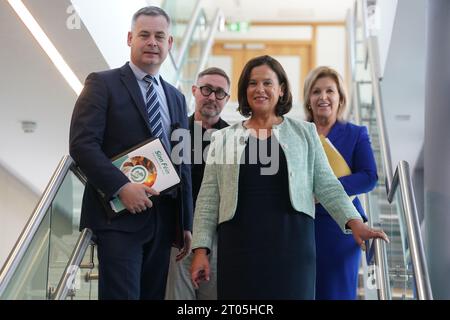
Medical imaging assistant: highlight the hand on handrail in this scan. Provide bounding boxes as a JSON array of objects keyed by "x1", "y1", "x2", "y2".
[{"x1": 346, "y1": 219, "x2": 390, "y2": 251}]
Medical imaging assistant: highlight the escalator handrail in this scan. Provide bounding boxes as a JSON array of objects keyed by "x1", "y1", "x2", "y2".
[
  {"x1": 366, "y1": 35, "x2": 394, "y2": 191},
  {"x1": 160, "y1": 0, "x2": 202, "y2": 86},
  {"x1": 346, "y1": 2, "x2": 391, "y2": 300},
  {"x1": 0, "y1": 155, "x2": 74, "y2": 296},
  {"x1": 53, "y1": 228, "x2": 93, "y2": 300},
  {"x1": 174, "y1": 0, "x2": 203, "y2": 69},
  {"x1": 373, "y1": 238, "x2": 391, "y2": 299},
  {"x1": 387, "y1": 161, "x2": 433, "y2": 299},
  {"x1": 187, "y1": 8, "x2": 224, "y2": 112},
  {"x1": 196, "y1": 8, "x2": 224, "y2": 77}
]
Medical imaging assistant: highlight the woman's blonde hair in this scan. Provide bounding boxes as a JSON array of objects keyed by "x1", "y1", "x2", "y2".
[{"x1": 303, "y1": 66, "x2": 347, "y2": 122}]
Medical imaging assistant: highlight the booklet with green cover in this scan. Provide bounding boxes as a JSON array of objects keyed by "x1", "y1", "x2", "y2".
[{"x1": 109, "y1": 138, "x2": 180, "y2": 214}]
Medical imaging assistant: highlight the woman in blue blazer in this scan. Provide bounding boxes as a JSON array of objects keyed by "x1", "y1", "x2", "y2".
[
  {"x1": 303, "y1": 66, "x2": 378, "y2": 299},
  {"x1": 190, "y1": 56, "x2": 386, "y2": 300}
]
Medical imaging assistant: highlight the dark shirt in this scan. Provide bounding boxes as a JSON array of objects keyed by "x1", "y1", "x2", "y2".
[{"x1": 189, "y1": 114, "x2": 229, "y2": 208}]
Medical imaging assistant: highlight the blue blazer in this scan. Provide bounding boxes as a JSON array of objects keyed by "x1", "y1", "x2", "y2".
[
  {"x1": 315, "y1": 121, "x2": 377, "y2": 300},
  {"x1": 315, "y1": 121, "x2": 378, "y2": 220},
  {"x1": 70, "y1": 63, "x2": 193, "y2": 245}
]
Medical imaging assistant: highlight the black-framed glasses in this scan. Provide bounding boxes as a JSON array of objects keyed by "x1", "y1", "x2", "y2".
[{"x1": 198, "y1": 86, "x2": 229, "y2": 100}]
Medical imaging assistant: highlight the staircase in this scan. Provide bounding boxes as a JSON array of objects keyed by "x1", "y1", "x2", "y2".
[{"x1": 350, "y1": 0, "x2": 429, "y2": 300}]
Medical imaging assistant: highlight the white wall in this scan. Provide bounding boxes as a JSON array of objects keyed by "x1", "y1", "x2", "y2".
[
  {"x1": 71, "y1": 0, "x2": 162, "y2": 68},
  {"x1": 316, "y1": 26, "x2": 346, "y2": 79},
  {"x1": 211, "y1": 24, "x2": 347, "y2": 123},
  {"x1": 374, "y1": 0, "x2": 398, "y2": 78},
  {"x1": 214, "y1": 24, "x2": 347, "y2": 80},
  {"x1": 0, "y1": 162, "x2": 39, "y2": 267},
  {"x1": 215, "y1": 26, "x2": 312, "y2": 41},
  {"x1": 215, "y1": 25, "x2": 345, "y2": 76},
  {"x1": 380, "y1": 0, "x2": 426, "y2": 171}
]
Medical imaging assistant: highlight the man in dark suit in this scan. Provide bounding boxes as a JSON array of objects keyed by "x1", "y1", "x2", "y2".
[{"x1": 69, "y1": 6, "x2": 193, "y2": 300}]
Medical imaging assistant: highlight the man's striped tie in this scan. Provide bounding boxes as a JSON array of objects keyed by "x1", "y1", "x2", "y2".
[{"x1": 143, "y1": 75, "x2": 164, "y2": 139}]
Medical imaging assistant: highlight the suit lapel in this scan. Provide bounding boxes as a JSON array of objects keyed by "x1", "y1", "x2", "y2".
[
  {"x1": 327, "y1": 121, "x2": 345, "y2": 145},
  {"x1": 327, "y1": 121, "x2": 351, "y2": 165},
  {"x1": 119, "y1": 63, "x2": 152, "y2": 133}
]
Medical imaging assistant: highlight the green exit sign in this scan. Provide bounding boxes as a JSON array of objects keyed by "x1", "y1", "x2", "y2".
[{"x1": 226, "y1": 21, "x2": 250, "y2": 32}]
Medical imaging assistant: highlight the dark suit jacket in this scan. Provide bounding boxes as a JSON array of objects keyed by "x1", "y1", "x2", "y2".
[
  {"x1": 188, "y1": 114, "x2": 228, "y2": 207},
  {"x1": 69, "y1": 63, "x2": 193, "y2": 246}
]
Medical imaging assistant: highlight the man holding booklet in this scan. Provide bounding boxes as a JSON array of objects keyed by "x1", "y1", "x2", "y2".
[{"x1": 69, "y1": 6, "x2": 193, "y2": 300}]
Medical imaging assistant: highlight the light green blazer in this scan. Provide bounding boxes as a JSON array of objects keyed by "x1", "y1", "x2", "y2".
[{"x1": 191, "y1": 117, "x2": 362, "y2": 251}]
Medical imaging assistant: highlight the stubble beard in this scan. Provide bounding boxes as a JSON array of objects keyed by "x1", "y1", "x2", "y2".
[{"x1": 200, "y1": 103, "x2": 220, "y2": 118}]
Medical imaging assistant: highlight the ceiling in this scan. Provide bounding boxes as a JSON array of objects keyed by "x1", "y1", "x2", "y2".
[
  {"x1": 0, "y1": 0, "x2": 108, "y2": 192},
  {"x1": 202, "y1": 0, "x2": 355, "y2": 22}
]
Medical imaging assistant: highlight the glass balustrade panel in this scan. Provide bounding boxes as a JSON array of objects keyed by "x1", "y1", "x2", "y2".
[{"x1": 1, "y1": 209, "x2": 51, "y2": 299}]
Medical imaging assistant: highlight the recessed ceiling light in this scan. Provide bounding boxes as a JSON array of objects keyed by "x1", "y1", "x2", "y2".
[{"x1": 7, "y1": 0, "x2": 83, "y2": 95}]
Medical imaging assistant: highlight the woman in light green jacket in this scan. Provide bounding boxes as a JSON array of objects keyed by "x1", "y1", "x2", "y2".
[{"x1": 190, "y1": 55, "x2": 388, "y2": 300}]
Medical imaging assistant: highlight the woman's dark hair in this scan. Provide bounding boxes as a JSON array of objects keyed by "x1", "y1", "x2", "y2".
[{"x1": 237, "y1": 55, "x2": 293, "y2": 117}]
